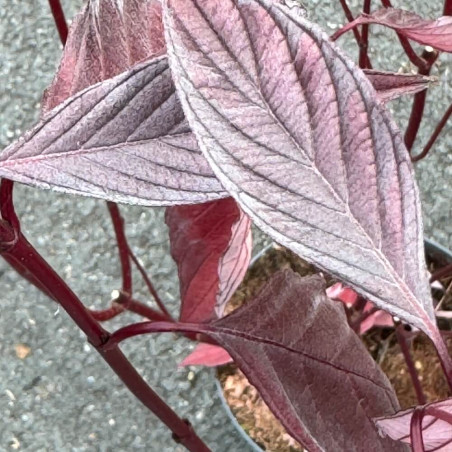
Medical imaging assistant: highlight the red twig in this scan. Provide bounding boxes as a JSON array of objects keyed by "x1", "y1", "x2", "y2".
[
  {"x1": 0, "y1": 179, "x2": 20, "y2": 231},
  {"x1": 412, "y1": 103, "x2": 452, "y2": 162},
  {"x1": 444, "y1": 0, "x2": 452, "y2": 16},
  {"x1": 1, "y1": 231, "x2": 209, "y2": 451},
  {"x1": 336, "y1": 0, "x2": 372, "y2": 68},
  {"x1": 380, "y1": 0, "x2": 429, "y2": 70},
  {"x1": 396, "y1": 325, "x2": 427, "y2": 405},
  {"x1": 48, "y1": 0, "x2": 68, "y2": 44},
  {"x1": 107, "y1": 202, "x2": 133, "y2": 295},
  {"x1": 128, "y1": 248, "x2": 173, "y2": 321},
  {"x1": 425, "y1": 406, "x2": 452, "y2": 424},
  {"x1": 404, "y1": 49, "x2": 438, "y2": 151},
  {"x1": 430, "y1": 262, "x2": 452, "y2": 283},
  {"x1": 89, "y1": 293, "x2": 169, "y2": 322},
  {"x1": 359, "y1": 0, "x2": 372, "y2": 69},
  {"x1": 410, "y1": 408, "x2": 426, "y2": 452}
]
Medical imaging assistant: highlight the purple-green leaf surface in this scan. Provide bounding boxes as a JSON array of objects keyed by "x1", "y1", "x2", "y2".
[
  {"x1": 163, "y1": 0, "x2": 436, "y2": 334},
  {"x1": 0, "y1": 57, "x2": 226, "y2": 205},
  {"x1": 157, "y1": 270, "x2": 406, "y2": 451}
]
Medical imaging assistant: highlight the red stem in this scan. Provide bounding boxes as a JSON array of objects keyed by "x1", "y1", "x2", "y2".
[
  {"x1": 48, "y1": 0, "x2": 68, "y2": 44},
  {"x1": 128, "y1": 248, "x2": 173, "y2": 321},
  {"x1": 410, "y1": 408, "x2": 425, "y2": 452},
  {"x1": 0, "y1": 179, "x2": 20, "y2": 231},
  {"x1": 396, "y1": 326, "x2": 426, "y2": 405},
  {"x1": 0, "y1": 181, "x2": 209, "y2": 450},
  {"x1": 412, "y1": 103, "x2": 452, "y2": 162},
  {"x1": 425, "y1": 407, "x2": 452, "y2": 424},
  {"x1": 336, "y1": 0, "x2": 372, "y2": 68},
  {"x1": 99, "y1": 345, "x2": 210, "y2": 451},
  {"x1": 444, "y1": 0, "x2": 452, "y2": 15},
  {"x1": 380, "y1": 0, "x2": 429, "y2": 70},
  {"x1": 404, "y1": 49, "x2": 438, "y2": 151},
  {"x1": 89, "y1": 295, "x2": 169, "y2": 322},
  {"x1": 102, "y1": 321, "x2": 193, "y2": 350},
  {"x1": 338, "y1": 0, "x2": 364, "y2": 44},
  {"x1": 430, "y1": 262, "x2": 452, "y2": 283},
  {"x1": 359, "y1": 0, "x2": 372, "y2": 69},
  {"x1": 107, "y1": 202, "x2": 132, "y2": 295},
  {"x1": 1, "y1": 234, "x2": 209, "y2": 451}
]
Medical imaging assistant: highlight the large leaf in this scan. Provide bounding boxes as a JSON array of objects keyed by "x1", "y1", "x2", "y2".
[
  {"x1": 166, "y1": 197, "x2": 251, "y2": 322},
  {"x1": 42, "y1": 0, "x2": 165, "y2": 113},
  {"x1": 374, "y1": 398, "x2": 452, "y2": 451},
  {"x1": 163, "y1": 0, "x2": 436, "y2": 334},
  {"x1": 332, "y1": 8, "x2": 452, "y2": 53},
  {"x1": 159, "y1": 271, "x2": 406, "y2": 451},
  {"x1": 0, "y1": 57, "x2": 226, "y2": 205}
]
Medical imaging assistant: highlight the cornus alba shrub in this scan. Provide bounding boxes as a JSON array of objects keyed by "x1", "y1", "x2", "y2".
[{"x1": 0, "y1": 0, "x2": 451, "y2": 450}]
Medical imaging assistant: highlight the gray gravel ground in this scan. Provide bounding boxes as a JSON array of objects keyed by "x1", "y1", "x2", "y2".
[{"x1": 0, "y1": 0, "x2": 450, "y2": 451}]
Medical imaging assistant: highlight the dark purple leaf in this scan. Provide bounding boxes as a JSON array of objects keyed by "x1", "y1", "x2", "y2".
[
  {"x1": 163, "y1": 0, "x2": 436, "y2": 335},
  {"x1": 364, "y1": 69, "x2": 435, "y2": 103},
  {"x1": 375, "y1": 398, "x2": 452, "y2": 451},
  {"x1": 42, "y1": 0, "x2": 165, "y2": 113},
  {"x1": 179, "y1": 343, "x2": 232, "y2": 367},
  {"x1": 166, "y1": 198, "x2": 251, "y2": 322},
  {"x1": 173, "y1": 270, "x2": 406, "y2": 451},
  {"x1": 332, "y1": 8, "x2": 452, "y2": 52},
  {"x1": 0, "y1": 57, "x2": 226, "y2": 205}
]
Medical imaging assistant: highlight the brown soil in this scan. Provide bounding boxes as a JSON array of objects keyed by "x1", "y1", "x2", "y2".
[{"x1": 217, "y1": 245, "x2": 452, "y2": 452}]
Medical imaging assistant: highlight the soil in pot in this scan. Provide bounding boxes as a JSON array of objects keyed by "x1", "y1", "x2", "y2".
[{"x1": 217, "y1": 245, "x2": 452, "y2": 452}]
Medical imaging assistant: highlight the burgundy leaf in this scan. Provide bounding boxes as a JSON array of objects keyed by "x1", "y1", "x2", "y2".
[
  {"x1": 42, "y1": 0, "x2": 165, "y2": 113},
  {"x1": 375, "y1": 398, "x2": 452, "y2": 451},
  {"x1": 179, "y1": 343, "x2": 232, "y2": 367},
  {"x1": 364, "y1": 69, "x2": 436, "y2": 103},
  {"x1": 163, "y1": 0, "x2": 436, "y2": 334},
  {"x1": 332, "y1": 8, "x2": 452, "y2": 52},
  {"x1": 0, "y1": 57, "x2": 227, "y2": 205},
  {"x1": 173, "y1": 270, "x2": 406, "y2": 451},
  {"x1": 166, "y1": 197, "x2": 251, "y2": 322}
]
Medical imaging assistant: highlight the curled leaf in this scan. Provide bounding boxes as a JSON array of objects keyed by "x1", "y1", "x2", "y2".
[
  {"x1": 364, "y1": 69, "x2": 436, "y2": 103},
  {"x1": 0, "y1": 57, "x2": 226, "y2": 205},
  {"x1": 332, "y1": 8, "x2": 452, "y2": 52},
  {"x1": 166, "y1": 197, "x2": 251, "y2": 322},
  {"x1": 163, "y1": 0, "x2": 435, "y2": 334}
]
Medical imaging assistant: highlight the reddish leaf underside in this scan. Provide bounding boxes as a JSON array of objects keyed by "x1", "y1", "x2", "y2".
[
  {"x1": 179, "y1": 342, "x2": 232, "y2": 367},
  {"x1": 374, "y1": 398, "x2": 452, "y2": 451},
  {"x1": 332, "y1": 8, "x2": 452, "y2": 52},
  {"x1": 363, "y1": 69, "x2": 435, "y2": 103},
  {"x1": 166, "y1": 197, "x2": 251, "y2": 322},
  {"x1": 42, "y1": 0, "x2": 165, "y2": 113},
  {"x1": 183, "y1": 271, "x2": 406, "y2": 451},
  {"x1": 163, "y1": 0, "x2": 436, "y2": 334}
]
